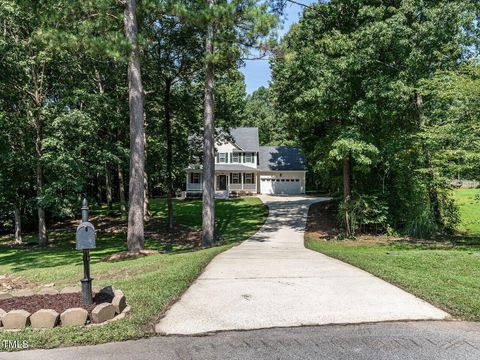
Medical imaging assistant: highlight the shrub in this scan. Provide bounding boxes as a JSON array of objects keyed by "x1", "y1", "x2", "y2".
[
  {"x1": 403, "y1": 209, "x2": 438, "y2": 239},
  {"x1": 338, "y1": 194, "x2": 389, "y2": 236}
]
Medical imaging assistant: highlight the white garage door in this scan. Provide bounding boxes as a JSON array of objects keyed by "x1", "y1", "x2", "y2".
[{"x1": 260, "y1": 177, "x2": 302, "y2": 195}]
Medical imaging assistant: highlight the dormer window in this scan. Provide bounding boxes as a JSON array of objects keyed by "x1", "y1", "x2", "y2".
[{"x1": 218, "y1": 153, "x2": 227, "y2": 163}]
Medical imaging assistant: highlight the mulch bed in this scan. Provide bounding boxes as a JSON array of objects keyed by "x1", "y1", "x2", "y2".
[{"x1": 0, "y1": 292, "x2": 113, "y2": 315}]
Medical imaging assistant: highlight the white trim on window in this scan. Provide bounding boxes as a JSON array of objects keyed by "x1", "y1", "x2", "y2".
[
  {"x1": 231, "y1": 173, "x2": 240, "y2": 184},
  {"x1": 218, "y1": 153, "x2": 227, "y2": 163},
  {"x1": 244, "y1": 152, "x2": 253, "y2": 163},
  {"x1": 232, "y1": 152, "x2": 240, "y2": 163},
  {"x1": 244, "y1": 173, "x2": 254, "y2": 184}
]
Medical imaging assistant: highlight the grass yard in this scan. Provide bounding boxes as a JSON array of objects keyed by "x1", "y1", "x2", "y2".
[
  {"x1": 305, "y1": 189, "x2": 480, "y2": 321},
  {"x1": 0, "y1": 197, "x2": 268, "y2": 350},
  {"x1": 452, "y1": 188, "x2": 480, "y2": 236}
]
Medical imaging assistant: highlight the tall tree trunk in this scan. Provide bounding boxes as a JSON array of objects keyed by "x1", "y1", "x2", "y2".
[
  {"x1": 343, "y1": 157, "x2": 351, "y2": 236},
  {"x1": 202, "y1": 0, "x2": 216, "y2": 247},
  {"x1": 31, "y1": 63, "x2": 48, "y2": 247},
  {"x1": 14, "y1": 205, "x2": 22, "y2": 244},
  {"x1": 35, "y1": 110, "x2": 47, "y2": 247},
  {"x1": 118, "y1": 164, "x2": 127, "y2": 219},
  {"x1": 144, "y1": 166, "x2": 150, "y2": 222},
  {"x1": 143, "y1": 116, "x2": 150, "y2": 222},
  {"x1": 124, "y1": 0, "x2": 145, "y2": 253},
  {"x1": 105, "y1": 163, "x2": 113, "y2": 213},
  {"x1": 416, "y1": 92, "x2": 443, "y2": 229},
  {"x1": 164, "y1": 78, "x2": 174, "y2": 229},
  {"x1": 96, "y1": 172, "x2": 103, "y2": 205}
]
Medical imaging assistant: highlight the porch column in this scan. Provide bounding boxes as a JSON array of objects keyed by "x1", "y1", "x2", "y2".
[
  {"x1": 240, "y1": 171, "x2": 243, "y2": 190},
  {"x1": 186, "y1": 172, "x2": 189, "y2": 191}
]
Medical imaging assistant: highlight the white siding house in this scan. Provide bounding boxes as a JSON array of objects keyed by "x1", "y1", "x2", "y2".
[{"x1": 186, "y1": 128, "x2": 307, "y2": 197}]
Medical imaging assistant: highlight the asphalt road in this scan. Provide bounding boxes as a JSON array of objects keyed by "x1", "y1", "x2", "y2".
[{"x1": 2, "y1": 321, "x2": 480, "y2": 359}]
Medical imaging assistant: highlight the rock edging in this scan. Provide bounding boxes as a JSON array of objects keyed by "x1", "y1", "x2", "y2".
[{"x1": 0, "y1": 286, "x2": 130, "y2": 330}]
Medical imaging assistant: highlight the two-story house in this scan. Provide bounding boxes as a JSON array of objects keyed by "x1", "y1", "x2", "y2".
[{"x1": 186, "y1": 127, "x2": 307, "y2": 197}]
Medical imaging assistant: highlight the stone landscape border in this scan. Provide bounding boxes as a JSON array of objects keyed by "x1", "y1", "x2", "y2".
[{"x1": 0, "y1": 286, "x2": 129, "y2": 330}]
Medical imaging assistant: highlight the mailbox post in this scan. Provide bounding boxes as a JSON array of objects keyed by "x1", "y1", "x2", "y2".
[{"x1": 76, "y1": 199, "x2": 96, "y2": 305}]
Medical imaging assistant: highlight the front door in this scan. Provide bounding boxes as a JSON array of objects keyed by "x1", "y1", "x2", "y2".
[{"x1": 217, "y1": 175, "x2": 227, "y2": 191}]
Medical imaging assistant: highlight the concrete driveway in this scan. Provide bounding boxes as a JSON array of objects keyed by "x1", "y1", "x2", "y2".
[{"x1": 156, "y1": 196, "x2": 448, "y2": 335}]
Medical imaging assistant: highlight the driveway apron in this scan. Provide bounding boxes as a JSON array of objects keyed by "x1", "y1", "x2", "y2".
[{"x1": 156, "y1": 196, "x2": 448, "y2": 335}]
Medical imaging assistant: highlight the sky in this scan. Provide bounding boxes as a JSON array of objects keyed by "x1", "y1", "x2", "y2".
[{"x1": 240, "y1": 1, "x2": 316, "y2": 94}]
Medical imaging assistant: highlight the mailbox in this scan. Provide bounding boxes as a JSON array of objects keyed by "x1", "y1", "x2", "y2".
[{"x1": 76, "y1": 221, "x2": 96, "y2": 250}]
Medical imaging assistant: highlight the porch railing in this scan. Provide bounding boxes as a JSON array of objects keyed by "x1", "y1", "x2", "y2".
[
  {"x1": 186, "y1": 183, "x2": 201, "y2": 191},
  {"x1": 229, "y1": 184, "x2": 256, "y2": 191}
]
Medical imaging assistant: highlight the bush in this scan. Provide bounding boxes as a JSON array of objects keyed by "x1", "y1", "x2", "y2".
[
  {"x1": 338, "y1": 194, "x2": 389, "y2": 236},
  {"x1": 403, "y1": 209, "x2": 438, "y2": 239}
]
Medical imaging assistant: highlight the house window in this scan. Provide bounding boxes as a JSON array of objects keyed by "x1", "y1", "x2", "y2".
[
  {"x1": 232, "y1": 152, "x2": 240, "y2": 163},
  {"x1": 190, "y1": 173, "x2": 200, "y2": 184},
  {"x1": 244, "y1": 152, "x2": 254, "y2": 163},
  {"x1": 244, "y1": 173, "x2": 254, "y2": 184},
  {"x1": 218, "y1": 153, "x2": 227, "y2": 163},
  {"x1": 231, "y1": 173, "x2": 240, "y2": 184}
]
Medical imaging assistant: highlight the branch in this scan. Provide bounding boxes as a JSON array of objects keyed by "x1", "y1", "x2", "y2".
[
  {"x1": 242, "y1": 55, "x2": 270, "y2": 60},
  {"x1": 285, "y1": 0, "x2": 312, "y2": 9}
]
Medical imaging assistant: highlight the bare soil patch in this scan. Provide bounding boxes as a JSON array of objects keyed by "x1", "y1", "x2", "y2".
[
  {"x1": 103, "y1": 249, "x2": 160, "y2": 262},
  {"x1": 0, "y1": 274, "x2": 36, "y2": 292},
  {"x1": 144, "y1": 221, "x2": 202, "y2": 247},
  {"x1": 305, "y1": 201, "x2": 340, "y2": 240},
  {"x1": 0, "y1": 292, "x2": 113, "y2": 315}
]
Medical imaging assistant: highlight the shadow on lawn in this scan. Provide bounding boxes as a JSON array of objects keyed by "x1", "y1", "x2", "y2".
[
  {"x1": 0, "y1": 198, "x2": 269, "y2": 273},
  {"x1": 381, "y1": 235, "x2": 480, "y2": 251},
  {"x1": 0, "y1": 235, "x2": 128, "y2": 273},
  {"x1": 215, "y1": 199, "x2": 268, "y2": 242}
]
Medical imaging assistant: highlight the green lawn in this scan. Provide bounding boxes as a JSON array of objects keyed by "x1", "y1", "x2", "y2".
[
  {"x1": 452, "y1": 188, "x2": 480, "y2": 236},
  {"x1": 0, "y1": 197, "x2": 268, "y2": 350},
  {"x1": 305, "y1": 188, "x2": 480, "y2": 321}
]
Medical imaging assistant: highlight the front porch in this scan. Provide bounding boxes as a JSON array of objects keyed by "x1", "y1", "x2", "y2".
[{"x1": 186, "y1": 171, "x2": 258, "y2": 198}]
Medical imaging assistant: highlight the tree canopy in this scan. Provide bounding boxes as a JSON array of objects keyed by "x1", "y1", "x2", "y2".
[{"x1": 271, "y1": 0, "x2": 480, "y2": 237}]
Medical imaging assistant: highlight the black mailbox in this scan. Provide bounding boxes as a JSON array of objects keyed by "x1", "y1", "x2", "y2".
[{"x1": 76, "y1": 221, "x2": 96, "y2": 250}]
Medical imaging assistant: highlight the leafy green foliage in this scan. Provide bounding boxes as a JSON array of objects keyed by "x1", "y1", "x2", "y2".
[
  {"x1": 338, "y1": 194, "x2": 389, "y2": 235},
  {"x1": 42, "y1": 111, "x2": 98, "y2": 217},
  {"x1": 242, "y1": 86, "x2": 292, "y2": 145},
  {"x1": 271, "y1": 0, "x2": 479, "y2": 237}
]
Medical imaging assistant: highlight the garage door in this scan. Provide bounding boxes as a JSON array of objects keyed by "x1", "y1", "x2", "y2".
[{"x1": 260, "y1": 177, "x2": 302, "y2": 195}]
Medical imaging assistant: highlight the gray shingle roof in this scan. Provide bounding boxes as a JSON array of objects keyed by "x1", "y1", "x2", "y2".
[
  {"x1": 259, "y1": 146, "x2": 308, "y2": 171},
  {"x1": 229, "y1": 127, "x2": 260, "y2": 151}
]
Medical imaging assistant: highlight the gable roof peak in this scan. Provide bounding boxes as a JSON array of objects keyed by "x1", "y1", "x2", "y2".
[{"x1": 225, "y1": 127, "x2": 260, "y2": 151}]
